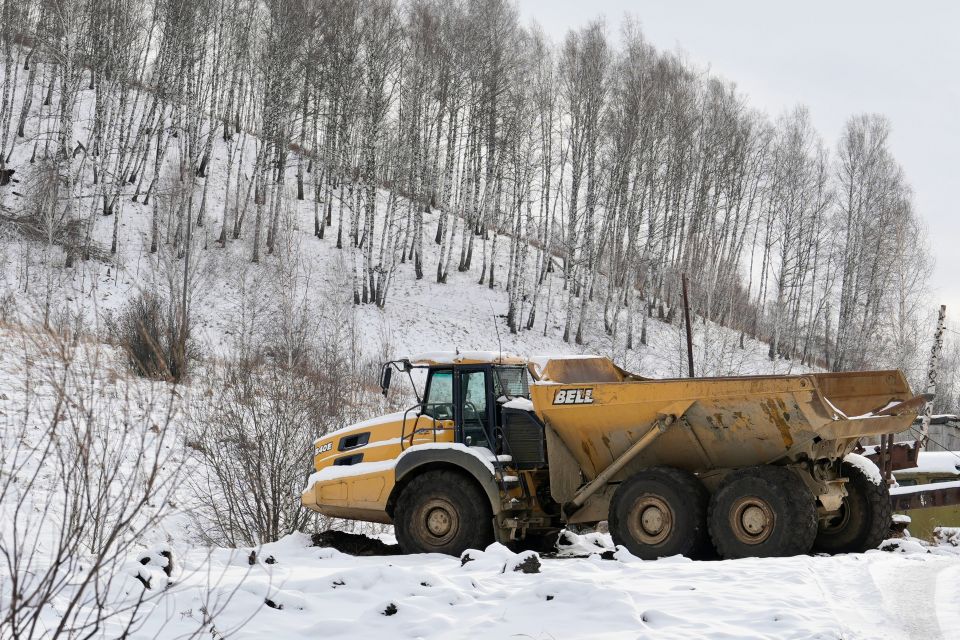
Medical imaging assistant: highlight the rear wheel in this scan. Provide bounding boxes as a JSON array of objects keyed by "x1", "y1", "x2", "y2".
[
  {"x1": 814, "y1": 461, "x2": 891, "y2": 553},
  {"x1": 608, "y1": 467, "x2": 709, "y2": 560},
  {"x1": 708, "y1": 465, "x2": 817, "y2": 559},
  {"x1": 394, "y1": 470, "x2": 494, "y2": 555}
]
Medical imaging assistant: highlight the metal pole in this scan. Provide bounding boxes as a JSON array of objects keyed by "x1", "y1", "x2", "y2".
[
  {"x1": 920, "y1": 305, "x2": 947, "y2": 449},
  {"x1": 882, "y1": 434, "x2": 893, "y2": 483},
  {"x1": 682, "y1": 273, "x2": 695, "y2": 378}
]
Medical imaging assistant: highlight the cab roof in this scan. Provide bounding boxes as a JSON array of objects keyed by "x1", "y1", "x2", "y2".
[{"x1": 406, "y1": 351, "x2": 527, "y2": 367}]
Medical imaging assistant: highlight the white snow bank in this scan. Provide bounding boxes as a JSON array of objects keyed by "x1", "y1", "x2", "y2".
[
  {"x1": 904, "y1": 451, "x2": 960, "y2": 475},
  {"x1": 502, "y1": 397, "x2": 535, "y2": 412},
  {"x1": 459, "y1": 543, "x2": 540, "y2": 574},
  {"x1": 303, "y1": 459, "x2": 399, "y2": 492},
  {"x1": 319, "y1": 410, "x2": 414, "y2": 443},
  {"x1": 935, "y1": 528, "x2": 960, "y2": 547},
  {"x1": 844, "y1": 453, "x2": 883, "y2": 485},
  {"x1": 876, "y1": 538, "x2": 929, "y2": 554},
  {"x1": 35, "y1": 530, "x2": 960, "y2": 639},
  {"x1": 552, "y1": 530, "x2": 693, "y2": 564},
  {"x1": 554, "y1": 530, "x2": 615, "y2": 557},
  {"x1": 890, "y1": 480, "x2": 960, "y2": 495}
]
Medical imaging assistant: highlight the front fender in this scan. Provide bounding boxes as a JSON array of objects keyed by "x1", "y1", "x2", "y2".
[{"x1": 390, "y1": 447, "x2": 504, "y2": 518}]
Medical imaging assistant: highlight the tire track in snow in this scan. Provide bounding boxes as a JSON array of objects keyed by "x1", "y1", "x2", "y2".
[
  {"x1": 933, "y1": 563, "x2": 960, "y2": 635},
  {"x1": 869, "y1": 555, "x2": 959, "y2": 639},
  {"x1": 811, "y1": 554, "x2": 958, "y2": 639}
]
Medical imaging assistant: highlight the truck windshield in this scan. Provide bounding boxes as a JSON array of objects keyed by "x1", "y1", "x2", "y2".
[
  {"x1": 494, "y1": 366, "x2": 530, "y2": 399},
  {"x1": 424, "y1": 369, "x2": 454, "y2": 420}
]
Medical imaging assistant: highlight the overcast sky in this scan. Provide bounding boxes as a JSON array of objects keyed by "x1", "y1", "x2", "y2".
[{"x1": 519, "y1": 0, "x2": 960, "y2": 320}]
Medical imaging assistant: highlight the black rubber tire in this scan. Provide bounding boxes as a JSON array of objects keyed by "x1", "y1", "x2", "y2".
[
  {"x1": 814, "y1": 461, "x2": 892, "y2": 554},
  {"x1": 394, "y1": 469, "x2": 494, "y2": 556},
  {"x1": 608, "y1": 467, "x2": 709, "y2": 560},
  {"x1": 708, "y1": 465, "x2": 817, "y2": 559}
]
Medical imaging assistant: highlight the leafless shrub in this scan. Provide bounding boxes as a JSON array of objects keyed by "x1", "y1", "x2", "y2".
[
  {"x1": 109, "y1": 291, "x2": 196, "y2": 382},
  {"x1": 185, "y1": 356, "x2": 333, "y2": 547},
  {"x1": 0, "y1": 328, "x2": 199, "y2": 638},
  {"x1": 188, "y1": 248, "x2": 401, "y2": 545},
  {"x1": 2, "y1": 160, "x2": 84, "y2": 257}
]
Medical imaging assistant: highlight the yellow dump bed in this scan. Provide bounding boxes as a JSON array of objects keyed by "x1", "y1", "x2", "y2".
[{"x1": 530, "y1": 357, "x2": 923, "y2": 481}]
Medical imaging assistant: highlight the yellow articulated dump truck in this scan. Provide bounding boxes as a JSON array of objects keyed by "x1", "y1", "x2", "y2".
[{"x1": 301, "y1": 352, "x2": 926, "y2": 559}]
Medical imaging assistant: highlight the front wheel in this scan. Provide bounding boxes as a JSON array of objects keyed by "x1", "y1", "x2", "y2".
[
  {"x1": 814, "y1": 459, "x2": 891, "y2": 554},
  {"x1": 708, "y1": 465, "x2": 817, "y2": 559},
  {"x1": 394, "y1": 470, "x2": 494, "y2": 555}
]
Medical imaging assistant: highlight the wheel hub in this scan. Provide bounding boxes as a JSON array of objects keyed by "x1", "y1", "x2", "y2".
[
  {"x1": 730, "y1": 496, "x2": 775, "y2": 544},
  {"x1": 741, "y1": 505, "x2": 766, "y2": 534},
  {"x1": 419, "y1": 498, "x2": 460, "y2": 545},
  {"x1": 629, "y1": 496, "x2": 674, "y2": 545},
  {"x1": 820, "y1": 501, "x2": 851, "y2": 533},
  {"x1": 426, "y1": 507, "x2": 452, "y2": 536}
]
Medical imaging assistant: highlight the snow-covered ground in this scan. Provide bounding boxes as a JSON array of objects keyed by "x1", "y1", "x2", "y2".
[{"x1": 127, "y1": 532, "x2": 960, "y2": 640}]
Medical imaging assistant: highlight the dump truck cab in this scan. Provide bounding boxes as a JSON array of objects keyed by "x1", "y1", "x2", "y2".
[
  {"x1": 301, "y1": 352, "x2": 557, "y2": 553},
  {"x1": 414, "y1": 355, "x2": 531, "y2": 449}
]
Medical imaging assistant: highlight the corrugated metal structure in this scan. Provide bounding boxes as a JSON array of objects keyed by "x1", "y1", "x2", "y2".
[{"x1": 925, "y1": 415, "x2": 960, "y2": 451}]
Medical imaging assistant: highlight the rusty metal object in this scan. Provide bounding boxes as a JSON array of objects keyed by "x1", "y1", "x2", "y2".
[
  {"x1": 861, "y1": 439, "x2": 920, "y2": 474},
  {"x1": 891, "y1": 484, "x2": 960, "y2": 512}
]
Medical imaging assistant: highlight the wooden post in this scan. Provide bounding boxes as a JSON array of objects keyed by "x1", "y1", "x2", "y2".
[
  {"x1": 920, "y1": 305, "x2": 947, "y2": 449},
  {"x1": 682, "y1": 273, "x2": 695, "y2": 378}
]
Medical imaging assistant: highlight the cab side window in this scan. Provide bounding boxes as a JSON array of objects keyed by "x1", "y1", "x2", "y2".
[{"x1": 424, "y1": 369, "x2": 454, "y2": 420}]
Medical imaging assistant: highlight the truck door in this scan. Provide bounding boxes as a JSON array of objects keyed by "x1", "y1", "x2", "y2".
[{"x1": 456, "y1": 367, "x2": 494, "y2": 449}]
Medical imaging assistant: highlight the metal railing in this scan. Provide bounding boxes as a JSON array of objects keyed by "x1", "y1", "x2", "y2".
[{"x1": 399, "y1": 402, "x2": 455, "y2": 451}]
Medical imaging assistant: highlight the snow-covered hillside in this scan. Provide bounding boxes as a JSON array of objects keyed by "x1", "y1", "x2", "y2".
[
  {"x1": 0, "y1": 33, "x2": 821, "y2": 382},
  {"x1": 0, "y1": 117, "x2": 807, "y2": 381}
]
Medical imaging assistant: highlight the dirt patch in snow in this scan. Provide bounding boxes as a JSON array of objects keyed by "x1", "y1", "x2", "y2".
[{"x1": 311, "y1": 530, "x2": 402, "y2": 556}]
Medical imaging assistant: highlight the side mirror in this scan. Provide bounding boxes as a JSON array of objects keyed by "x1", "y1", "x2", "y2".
[{"x1": 380, "y1": 366, "x2": 392, "y2": 396}]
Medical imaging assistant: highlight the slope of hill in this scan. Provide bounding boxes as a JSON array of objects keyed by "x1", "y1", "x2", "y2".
[
  {"x1": 0, "y1": 93, "x2": 807, "y2": 382},
  {"x1": 0, "y1": 34, "x2": 826, "y2": 381}
]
